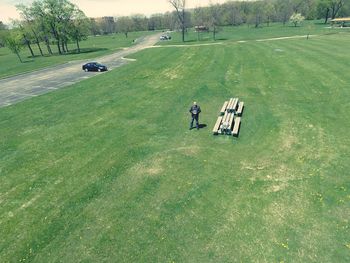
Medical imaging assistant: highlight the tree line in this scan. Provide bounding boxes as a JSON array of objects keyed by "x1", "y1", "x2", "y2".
[
  {"x1": 0, "y1": 0, "x2": 349, "y2": 61},
  {"x1": 89, "y1": 0, "x2": 350, "y2": 36},
  {"x1": 0, "y1": 0, "x2": 90, "y2": 62}
]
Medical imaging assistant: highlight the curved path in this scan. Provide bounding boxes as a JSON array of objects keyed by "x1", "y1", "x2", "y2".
[{"x1": 0, "y1": 33, "x2": 162, "y2": 108}]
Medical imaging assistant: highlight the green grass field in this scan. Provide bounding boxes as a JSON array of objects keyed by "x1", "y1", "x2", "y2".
[
  {"x1": 0, "y1": 31, "x2": 151, "y2": 79},
  {"x1": 161, "y1": 21, "x2": 344, "y2": 45},
  {"x1": 1, "y1": 28, "x2": 350, "y2": 262}
]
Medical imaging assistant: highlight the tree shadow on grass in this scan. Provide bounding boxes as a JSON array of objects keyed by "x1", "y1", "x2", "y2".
[
  {"x1": 69, "y1": 47, "x2": 108, "y2": 54},
  {"x1": 22, "y1": 59, "x2": 34, "y2": 63},
  {"x1": 184, "y1": 39, "x2": 198, "y2": 43}
]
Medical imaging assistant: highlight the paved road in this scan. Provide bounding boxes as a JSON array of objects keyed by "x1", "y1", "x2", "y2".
[{"x1": 0, "y1": 33, "x2": 162, "y2": 108}]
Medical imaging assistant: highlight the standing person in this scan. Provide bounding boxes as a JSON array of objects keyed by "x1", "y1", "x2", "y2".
[{"x1": 189, "y1": 101, "x2": 201, "y2": 130}]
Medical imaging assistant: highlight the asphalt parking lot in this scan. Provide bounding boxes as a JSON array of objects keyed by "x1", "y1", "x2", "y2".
[{"x1": 0, "y1": 33, "x2": 161, "y2": 108}]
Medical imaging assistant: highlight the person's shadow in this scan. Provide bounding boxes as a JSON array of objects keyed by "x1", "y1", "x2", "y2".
[{"x1": 189, "y1": 124, "x2": 207, "y2": 130}]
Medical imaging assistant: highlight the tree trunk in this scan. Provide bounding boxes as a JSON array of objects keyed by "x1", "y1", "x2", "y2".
[
  {"x1": 31, "y1": 30, "x2": 43, "y2": 56},
  {"x1": 331, "y1": 2, "x2": 343, "y2": 19},
  {"x1": 26, "y1": 41, "x2": 35, "y2": 57},
  {"x1": 51, "y1": 23, "x2": 62, "y2": 54},
  {"x1": 181, "y1": 9, "x2": 185, "y2": 42},
  {"x1": 36, "y1": 40, "x2": 44, "y2": 56},
  {"x1": 76, "y1": 39, "x2": 80, "y2": 53},
  {"x1": 23, "y1": 35, "x2": 35, "y2": 57},
  {"x1": 324, "y1": 8, "x2": 330, "y2": 24},
  {"x1": 56, "y1": 39, "x2": 62, "y2": 54},
  {"x1": 65, "y1": 41, "x2": 69, "y2": 53},
  {"x1": 182, "y1": 26, "x2": 185, "y2": 42},
  {"x1": 61, "y1": 41, "x2": 66, "y2": 53},
  {"x1": 15, "y1": 51, "x2": 23, "y2": 63},
  {"x1": 283, "y1": 14, "x2": 288, "y2": 26},
  {"x1": 255, "y1": 17, "x2": 259, "y2": 28},
  {"x1": 44, "y1": 36, "x2": 53, "y2": 55}
]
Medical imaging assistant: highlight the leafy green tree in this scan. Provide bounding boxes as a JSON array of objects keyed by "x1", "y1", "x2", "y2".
[
  {"x1": 30, "y1": 0, "x2": 53, "y2": 54},
  {"x1": 16, "y1": 4, "x2": 44, "y2": 56},
  {"x1": 37, "y1": 0, "x2": 76, "y2": 54},
  {"x1": 0, "y1": 22, "x2": 7, "y2": 47},
  {"x1": 28, "y1": 0, "x2": 88, "y2": 55},
  {"x1": 12, "y1": 20, "x2": 35, "y2": 57},
  {"x1": 4, "y1": 30, "x2": 25, "y2": 62},
  {"x1": 69, "y1": 9, "x2": 90, "y2": 53},
  {"x1": 0, "y1": 21, "x2": 6, "y2": 30}
]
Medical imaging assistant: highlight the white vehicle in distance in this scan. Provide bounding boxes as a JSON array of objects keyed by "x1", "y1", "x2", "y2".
[{"x1": 160, "y1": 35, "x2": 171, "y2": 40}]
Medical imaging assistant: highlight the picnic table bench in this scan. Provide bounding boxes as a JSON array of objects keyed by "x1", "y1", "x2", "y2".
[
  {"x1": 213, "y1": 97, "x2": 245, "y2": 137},
  {"x1": 220, "y1": 101, "x2": 228, "y2": 115},
  {"x1": 237, "y1": 101, "x2": 244, "y2": 116},
  {"x1": 232, "y1": 117, "x2": 241, "y2": 136},
  {"x1": 212, "y1": 116, "x2": 223, "y2": 135}
]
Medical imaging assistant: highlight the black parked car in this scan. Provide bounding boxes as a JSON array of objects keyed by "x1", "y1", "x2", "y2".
[{"x1": 82, "y1": 62, "x2": 108, "y2": 72}]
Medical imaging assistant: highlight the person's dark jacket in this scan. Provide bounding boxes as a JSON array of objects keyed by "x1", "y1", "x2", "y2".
[{"x1": 189, "y1": 105, "x2": 201, "y2": 116}]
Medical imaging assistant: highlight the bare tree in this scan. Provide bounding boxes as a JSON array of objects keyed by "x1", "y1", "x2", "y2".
[
  {"x1": 330, "y1": 0, "x2": 345, "y2": 19},
  {"x1": 265, "y1": 1, "x2": 276, "y2": 27},
  {"x1": 225, "y1": 1, "x2": 242, "y2": 26},
  {"x1": 249, "y1": 1, "x2": 266, "y2": 28},
  {"x1": 169, "y1": 0, "x2": 186, "y2": 42},
  {"x1": 317, "y1": 0, "x2": 345, "y2": 23},
  {"x1": 117, "y1": 16, "x2": 134, "y2": 38},
  {"x1": 275, "y1": 0, "x2": 293, "y2": 25},
  {"x1": 209, "y1": 4, "x2": 222, "y2": 40}
]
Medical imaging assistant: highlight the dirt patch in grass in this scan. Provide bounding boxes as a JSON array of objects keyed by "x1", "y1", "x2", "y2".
[
  {"x1": 130, "y1": 156, "x2": 165, "y2": 178},
  {"x1": 266, "y1": 183, "x2": 288, "y2": 193},
  {"x1": 175, "y1": 145, "x2": 201, "y2": 157}
]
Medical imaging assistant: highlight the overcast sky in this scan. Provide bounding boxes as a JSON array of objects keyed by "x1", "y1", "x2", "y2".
[{"x1": 0, "y1": 0, "x2": 227, "y2": 23}]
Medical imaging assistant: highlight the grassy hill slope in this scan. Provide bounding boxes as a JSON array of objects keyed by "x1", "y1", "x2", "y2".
[{"x1": 0, "y1": 32, "x2": 349, "y2": 262}]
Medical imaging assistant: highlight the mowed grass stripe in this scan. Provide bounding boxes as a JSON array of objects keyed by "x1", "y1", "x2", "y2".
[
  {"x1": 128, "y1": 37, "x2": 348, "y2": 263},
  {"x1": 1, "y1": 33, "x2": 350, "y2": 262}
]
